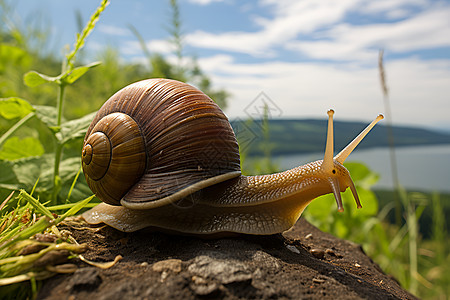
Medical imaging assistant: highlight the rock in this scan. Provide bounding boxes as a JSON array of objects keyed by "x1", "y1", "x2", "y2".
[
  {"x1": 187, "y1": 253, "x2": 252, "y2": 284},
  {"x1": 152, "y1": 259, "x2": 182, "y2": 273},
  {"x1": 37, "y1": 218, "x2": 418, "y2": 300},
  {"x1": 65, "y1": 268, "x2": 102, "y2": 292},
  {"x1": 310, "y1": 248, "x2": 325, "y2": 259}
]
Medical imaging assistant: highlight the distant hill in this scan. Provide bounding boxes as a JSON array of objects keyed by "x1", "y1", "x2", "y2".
[{"x1": 230, "y1": 118, "x2": 450, "y2": 156}]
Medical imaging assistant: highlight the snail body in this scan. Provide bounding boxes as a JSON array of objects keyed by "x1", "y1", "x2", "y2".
[{"x1": 82, "y1": 79, "x2": 383, "y2": 235}]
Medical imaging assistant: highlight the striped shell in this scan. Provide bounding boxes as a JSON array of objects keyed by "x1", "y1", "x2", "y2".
[{"x1": 81, "y1": 79, "x2": 241, "y2": 207}]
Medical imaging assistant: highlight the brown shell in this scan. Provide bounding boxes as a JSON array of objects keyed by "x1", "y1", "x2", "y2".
[
  {"x1": 82, "y1": 78, "x2": 241, "y2": 208},
  {"x1": 82, "y1": 112, "x2": 147, "y2": 205}
]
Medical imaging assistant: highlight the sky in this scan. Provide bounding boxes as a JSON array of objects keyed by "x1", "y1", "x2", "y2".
[{"x1": 11, "y1": 0, "x2": 450, "y2": 131}]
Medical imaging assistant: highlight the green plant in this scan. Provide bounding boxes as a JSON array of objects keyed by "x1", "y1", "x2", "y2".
[
  {"x1": 0, "y1": 186, "x2": 96, "y2": 298},
  {"x1": 0, "y1": 2, "x2": 115, "y2": 298},
  {"x1": 305, "y1": 161, "x2": 449, "y2": 298},
  {"x1": 0, "y1": 0, "x2": 109, "y2": 204}
]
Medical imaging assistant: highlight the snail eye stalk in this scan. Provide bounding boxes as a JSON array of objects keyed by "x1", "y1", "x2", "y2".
[
  {"x1": 322, "y1": 111, "x2": 383, "y2": 212},
  {"x1": 335, "y1": 114, "x2": 384, "y2": 164}
]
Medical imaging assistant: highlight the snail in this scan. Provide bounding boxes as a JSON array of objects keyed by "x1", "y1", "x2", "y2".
[{"x1": 81, "y1": 78, "x2": 383, "y2": 235}]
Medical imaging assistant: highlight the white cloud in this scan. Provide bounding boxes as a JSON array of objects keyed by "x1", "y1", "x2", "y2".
[
  {"x1": 288, "y1": 5, "x2": 450, "y2": 62},
  {"x1": 197, "y1": 54, "x2": 450, "y2": 129},
  {"x1": 185, "y1": 0, "x2": 450, "y2": 63},
  {"x1": 98, "y1": 24, "x2": 130, "y2": 37},
  {"x1": 186, "y1": 0, "x2": 360, "y2": 56},
  {"x1": 121, "y1": 39, "x2": 174, "y2": 56},
  {"x1": 356, "y1": 0, "x2": 428, "y2": 16},
  {"x1": 187, "y1": 0, "x2": 225, "y2": 5},
  {"x1": 121, "y1": 0, "x2": 450, "y2": 130},
  {"x1": 185, "y1": 0, "x2": 361, "y2": 56}
]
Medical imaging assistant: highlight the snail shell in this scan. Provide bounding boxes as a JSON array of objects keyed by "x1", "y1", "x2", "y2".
[
  {"x1": 81, "y1": 78, "x2": 241, "y2": 207},
  {"x1": 81, "y1": 78, "x2": 383, "y2": 235}
]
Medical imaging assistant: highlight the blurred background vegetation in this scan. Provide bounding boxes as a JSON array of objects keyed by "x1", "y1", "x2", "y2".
[{"x1": 0, "y1": 0, "x2": 448, "y2": 298}]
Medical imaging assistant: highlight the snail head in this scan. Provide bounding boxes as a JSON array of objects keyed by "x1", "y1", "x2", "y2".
[{"x1": 319, "y1": 110, "x2": 384, "y2": 212}]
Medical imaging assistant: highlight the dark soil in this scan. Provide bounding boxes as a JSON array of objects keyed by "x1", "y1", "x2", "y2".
[{"x1": 37, "y1": 218, "x2": 417, "y2": 300}]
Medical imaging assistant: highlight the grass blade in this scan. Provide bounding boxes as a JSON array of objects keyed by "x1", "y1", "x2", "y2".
[
  {"x1": 55, "y1": 195, "x2": 95, "y2": 223},
  {"x1": 18, "y1": 190, "x2": 54, "y2": 221}
]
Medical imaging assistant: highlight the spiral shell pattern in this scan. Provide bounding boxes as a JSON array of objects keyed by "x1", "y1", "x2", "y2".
[
  {"x1": 82, "y1": 79, "x2": 241, "y2": 208},
  {"x1": 82, "y1": 112, "x2": 147, "y2": 205}
]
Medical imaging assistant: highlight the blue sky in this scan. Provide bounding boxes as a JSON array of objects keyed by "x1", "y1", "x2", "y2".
[{"x1": 12, "y1": 0, "x2": 450, "y2": 131}]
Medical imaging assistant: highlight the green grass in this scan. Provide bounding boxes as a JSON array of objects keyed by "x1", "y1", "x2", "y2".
[
  {"x1": 0, "y1": 190, "x2": 95, "y2": 299},
  {"x1": 304, "y1": 172, "x2": 449, "y2": 298}
]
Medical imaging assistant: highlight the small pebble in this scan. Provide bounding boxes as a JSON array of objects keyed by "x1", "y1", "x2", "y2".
[
  {"x1": 65, "y1": 268, "x2": 101, "y2": 291},
  {"x1": 354, "y1": 263, "x2": 361, "y2": 268},
  {"x1": 312, "y1": 278, "x2": 325, "y2": 283},
  {"x1": 190, "y1": 276, "x2": 219, "y2": 296},
  {"x1": 325, "y1": 248, "x2": 336, "y2": 256},
  {"x1": 310, "y1": 248, "x2": 325, "y2": 259},
  {"x1": 192, "y1": 275, "x2": 207, "y2": 285},
  {"x1": 286, "y1": 245, "x2": 300, "y2": 254},
  {"x1": 140, "y1": 262, "x2": 149, "y2": 267},
  {"x1": 190, "y1": 282, "x2": 219, "y2": 296},
  {"x1": 305, "y1": 233, "x2": 313, "y2": 239},
  {"x1": 152, "y1": 259, "x2": 182, "y2": 274}
]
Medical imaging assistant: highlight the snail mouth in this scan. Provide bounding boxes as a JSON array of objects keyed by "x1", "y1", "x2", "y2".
[{"x1": 327, "y1": 175, "x2": 361, "y2": 212}]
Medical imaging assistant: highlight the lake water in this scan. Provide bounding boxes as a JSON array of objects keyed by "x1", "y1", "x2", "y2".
[{"x1": 273, "y1": 144, "x2": 450, "y2": 193}]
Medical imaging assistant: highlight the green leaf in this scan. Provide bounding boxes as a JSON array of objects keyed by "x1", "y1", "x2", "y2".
[
  {"x1": 0, "y1": 137, "x2": 44, "y2": 160},
  {"x1": 33, "y1": 105, "x2": 58, "y2": 129},
  {"x1": 0, "y1": 98, "x2": 34, "y2": 119},
  {"x1": 0, "y1": 112, "x2": 35, "y2": 148},
  {"x1": 60, "y1": 61, "x2": 101, "y2": 85},
  {"x1": 11, "y1": 155, "x2": 82, "y2": 197},
  {"x1": 57, "y1": 112, "x2": 96, "y2": 144},
  {"x1": 345, "y1": 162, "x2": 380, "y2": 188},
  {"x1": 354, "y1": 188, "x2": 378, "y2": 216},
  {"x1": 23, "y1": 71, "x2": 61, "y2": 87},
  {"x1": 0, "y1": 160, "x2": 22, "y2": 191},
  {"x1": 60, "y1": 179, "x2": 94, "y2": 204},
  {"x1": 12, "y1": 156, "x2": 51, "y2": 191},
  {"x1": 39, "y1": 157, "x2": 82, "y2": 190},
  {"x1": 58, "y1": 157, "x2": 83, "y2": 184},
  {"x1": 0, "y1": 45, "x2": 32, "y2": 71},
  {"x1": 306, "y1": 195, "x2": 333, "y2": 221}
]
